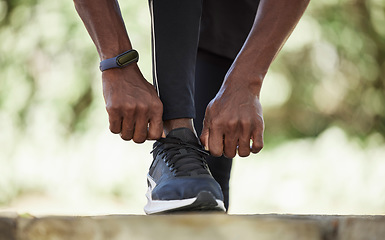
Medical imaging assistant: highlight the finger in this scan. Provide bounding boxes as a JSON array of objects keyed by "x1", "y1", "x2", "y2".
[
  {"x1": 120, "y1": 118, "x2": 135, "y2": 141},
  {"x1": 223, "y1": 134, "x2": 238, "y2": 158},
  {"x1": 200, "y1": 124, "x2": 209, "y2": 150},
  {"x1": 147, "y1": 100, "x2": 163, "y2": 140},
  {"x1": 238, "y1": 121, "x2": 252, "y2": 157},
  {"x1": 148, "y1": 116, "x2": 163, "y2": 140},
  {"x1": 238, "y1": 137, "x2": 251, "y2": 157},
  {"x1": 133, "y1": 115, "x2": 148, "y2": 143},
  {"x1": 108, "y1": 115, "x2": 122, "y2": 134},
  {"x1": 208, "y1": 126, "x2": 224, "y2": 157},
  {"x1": 251, "y1": 129, "x2": 264, "y2": 154}
]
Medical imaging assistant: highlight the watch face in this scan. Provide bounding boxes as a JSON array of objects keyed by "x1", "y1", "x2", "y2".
[{"x1": 117, "y1": 50, "x2": 139, "y2": 66}]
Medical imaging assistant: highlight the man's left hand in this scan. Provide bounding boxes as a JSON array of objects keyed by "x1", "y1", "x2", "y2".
[{"x1": 200, "y1": 79, "x2": 264, "y2": 158}]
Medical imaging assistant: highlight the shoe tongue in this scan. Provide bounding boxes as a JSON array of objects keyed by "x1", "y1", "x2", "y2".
[{"x1": 166, "y1": 128, "x2": 200, "y2": 145}]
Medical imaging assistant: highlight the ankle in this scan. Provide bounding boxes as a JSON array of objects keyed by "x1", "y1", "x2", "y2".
[{"x1": 163, "y1": 118, "x2": 196, "y2": 136}]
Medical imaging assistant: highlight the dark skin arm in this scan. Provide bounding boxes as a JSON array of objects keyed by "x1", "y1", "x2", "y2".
[
  {"x1": 74, "y1": 0, "x2": 163, "y2": 143},
  {"x1": 200, "y1": 0, "x2": 310, "y2": 158},
  {"x1": 74, "y1": 0, "x2": 309, "y2": 156}
]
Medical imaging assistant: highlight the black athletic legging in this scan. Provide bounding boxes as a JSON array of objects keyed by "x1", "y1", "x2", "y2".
[
  {"x1": 194, "y1": 49, "x2": 233, "y2": 211},
  {"x1": 150, "y1": 0, "x2": 234, "y2": 210}
]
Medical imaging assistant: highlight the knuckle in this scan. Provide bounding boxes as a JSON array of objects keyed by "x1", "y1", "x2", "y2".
[
  {"x1": 123, "y1": 109, "x2": 135, "y2": 118},
  {"x1": 136, "y1": 103, "x2": 148, "y2": 112},
  {"x1": 210, "y1": 118, "x2": 219, "y2": 125},
  {"x1": 152, "y1": 100, "x2": 163, "y2": 110},
  {"x1": 124, "y1": 127, "x2": 135, "y2": 133},
  {"x1": 152, "y1": 108, "x2": 163, "y2": 118},
  {"x1": 227, "y1": 119, "x2": 238, "y2": 129},
  {"x1": 106, "y1": 105, "x2": 120, "y2": 114},
  {"x1": 257, "y1": 116, "x2": 265, "y2": 128},
  {"x1": 240, "y1": 119, "x2": 251, "y2": 128},
  {"x1": 120, "y1": 126, "x2": 134, "y2": 140},
  {"x1": 211, "y1": 119, "x2": 223, "y2": 129},
  {"x1": 123, "y1": 103, "x2": 136, "y2": 112}
]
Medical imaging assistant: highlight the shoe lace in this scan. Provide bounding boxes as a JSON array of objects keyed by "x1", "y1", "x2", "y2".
[{"x1": 151, "y1": 137, "x2": 210, "y2": 177}]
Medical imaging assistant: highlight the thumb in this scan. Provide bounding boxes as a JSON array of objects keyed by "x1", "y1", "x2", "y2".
[{"x1": 200, "y1": 120, "x2": 210, "y2": 151}]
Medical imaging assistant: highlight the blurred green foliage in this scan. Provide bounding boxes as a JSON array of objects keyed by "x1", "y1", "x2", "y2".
[
  {"x1": 1, "y1": 0, "x2": 385, "y2": 213},
  {"x1": 0, "y1": 0, "x2": 97, "y2": 136},
  {"x1": 0, "y1": 0, "x2": 151, "y2": 205},
  {"x1": 0, "y1": 0, "x2": 384, "y2": 148},
  {"x1": 264, "y1": 0, "x2": 385, "y2": 145}
]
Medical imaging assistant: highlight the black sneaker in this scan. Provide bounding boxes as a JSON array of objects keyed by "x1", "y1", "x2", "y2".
[{"x1": 144, "y1": 128, "x2": 225, "y2": 214}]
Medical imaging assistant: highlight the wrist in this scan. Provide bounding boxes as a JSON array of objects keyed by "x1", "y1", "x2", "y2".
[
  {"x1": 99, "y1": 49, "x2": 139, "y2": 72},
  {"x1": 95, "y1": 33, "x2": 132, "y2": 60},
  {"x1": 99, "y1": 43, "x2": 132, "y2": 61},
  {"x1": 102, "y1": 61, "x2": 140, "y2": 76},
  {"x1": 102, "y1": 63, "x2": 148, "y2": 87},
  {"x1": 223, "y1": 62, "x2": 264, "y2": 97}
]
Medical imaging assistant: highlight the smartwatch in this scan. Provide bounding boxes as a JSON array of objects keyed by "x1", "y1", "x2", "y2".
[{"x1": 99, "y1": 49, "x2": 139, "y2": 72}]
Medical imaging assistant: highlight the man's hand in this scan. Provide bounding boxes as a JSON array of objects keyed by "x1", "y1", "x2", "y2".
[
  {"x1": 102, "y1": 64, "x2": 163, "y2": 143},
  {"x1": 200, "y1": 73, "x2": 264, "y2": 158},
  {"x1": 74, "y1": 0, "x2": 163, "y2": 143},
  {"x1": 199, "y1": 0, "x2": 310, "y2": 157}
]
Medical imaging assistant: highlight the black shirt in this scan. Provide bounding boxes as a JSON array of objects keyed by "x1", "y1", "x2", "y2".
[{"x1": 199, "y1": 0, "x2": 260, "y2": 60}]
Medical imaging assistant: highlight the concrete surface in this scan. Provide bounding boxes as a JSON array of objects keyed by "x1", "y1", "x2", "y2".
[{"x1": 1, "y1": 213, "x2": 384, "y2": 240}]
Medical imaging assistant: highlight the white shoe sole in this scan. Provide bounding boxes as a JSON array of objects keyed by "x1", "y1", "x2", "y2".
[{"x1": 144, "y1": 175, "x2": 225, "y2": 215}]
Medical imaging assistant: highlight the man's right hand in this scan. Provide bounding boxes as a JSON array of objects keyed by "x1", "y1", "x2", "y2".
[
  {"x1": 102, "y1": 64, "x2": 163, "y2": 143},
  {"x1": 74, "y1": 0, "x2": 164, "y2": 142}
]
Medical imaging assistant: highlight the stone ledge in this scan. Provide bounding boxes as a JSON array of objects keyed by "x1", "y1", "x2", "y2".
[{"x1": 1, "y1": 213, "x2": 384, "y2": 240}]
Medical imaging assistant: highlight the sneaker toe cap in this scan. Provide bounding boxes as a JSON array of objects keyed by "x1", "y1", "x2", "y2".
[{"x1": 152, "y1": 177, "x2": 224, "y2": 201}]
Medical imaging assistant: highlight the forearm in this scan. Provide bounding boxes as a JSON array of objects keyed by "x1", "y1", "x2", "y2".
[
  {"x1": 227, "y1": 0, "x2": 310, "y2": 95},
  {"x1": 74, "y1": 0, "x2": 132, "y2": 60}
]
